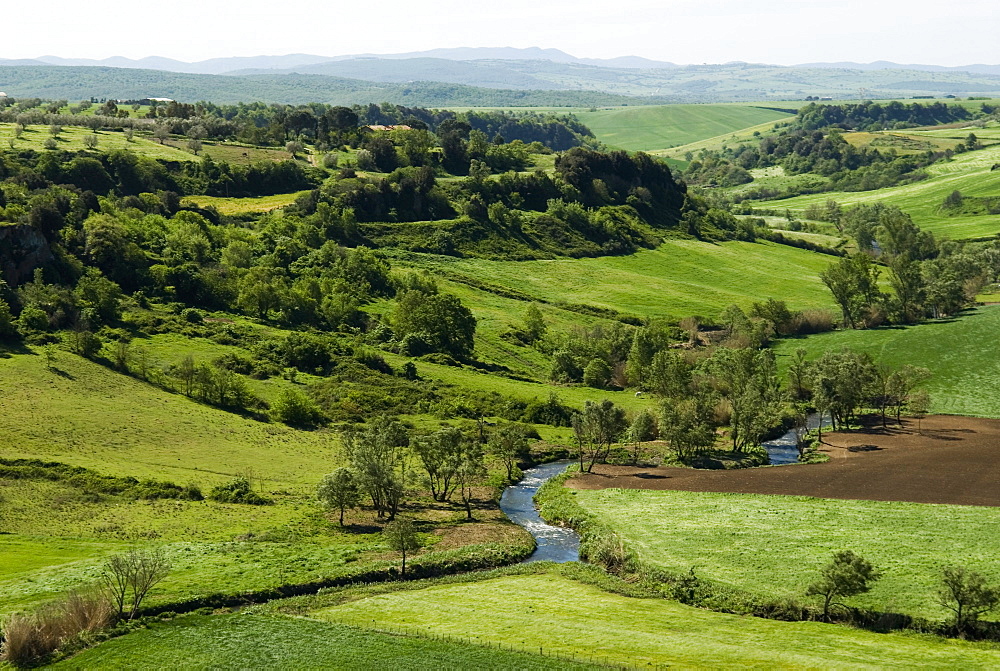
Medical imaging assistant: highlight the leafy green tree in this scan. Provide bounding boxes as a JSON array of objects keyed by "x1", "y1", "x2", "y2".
[
  {"x1": 806, "y1": 550, "x2": 882, "y2": 621},
  {"x1": 572, "y1": 399, "x2": 627, "y2": 473},
  {"x1": 317, "y1": 468, "x2": 361, "y2": 525},
  {"x1": 487, "y1": 422, "x2": 531, "y2": 480},
  {"x1": 0, "y1": 297, "x2": 18, "y2": 340},
  {"x1": 393, "y1": 290, "x2": 476, "y2": 357},
  {"x1": 344, "y1": 416, "x2": 409, "y2": 520},
  {"x1": 582, "y1": 357, "x2": 612, "y2": 389},
  {"x1": 413, "y1": 427, "x2": 464, "y2": 502},
  {"x1": 82, "y1": 133, "x2": 98, "y2": 150},
  {"x1": 708, "y1": 347, "x2": 783, "y2": 452},
  {"x1": 271, "y1": 388, "x2": 322, "y2": 426},
  {"x1": 659, "y1": 394, "x2": 716, "y2": 460},
  {"x1": 455, "y1": 439, "x2": 486, "y2": 520},
  {"x1": 821, "y1": 253, "x2": 882, "y2": 328},
  {"x1": 382, "y1": 518, "x2": 421, "y2": 577},
  {"x1": 939, "y1": 566, "x2": 1000, "y2": 635},
  {"x1": 523, "y1": 303, "x2": 546, "y2": 344},
  {"x1": 648, "y1": 349, "x2": 692, "y2": 398}
]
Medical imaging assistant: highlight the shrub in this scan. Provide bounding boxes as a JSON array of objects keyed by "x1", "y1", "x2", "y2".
[
  {"x1": 0, "y1": 591, "x2": 111, "y2": 666},
  {"x1": 181, "y1": 308, "x2": 203, "y2": 323},
  {"x1": 270, "y1": 388, "x2": 323, "y2": 426},
  {"x1": 208, "y1": 475, "x2": 272, "y2": 505}
]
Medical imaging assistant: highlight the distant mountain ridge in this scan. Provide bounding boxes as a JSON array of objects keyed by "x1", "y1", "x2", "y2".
[{"x1": 3, "y1": 49, "x2": 997, "y2": 77}]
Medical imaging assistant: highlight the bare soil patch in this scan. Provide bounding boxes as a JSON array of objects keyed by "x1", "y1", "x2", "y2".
[{"x1": 567, "y1": 415, "x2": 1000, "y2": 506}]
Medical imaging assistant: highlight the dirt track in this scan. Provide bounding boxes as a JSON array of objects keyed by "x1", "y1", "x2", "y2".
[{"x1": 567, "y1": 415, "x2": 1000, "y2": 506}]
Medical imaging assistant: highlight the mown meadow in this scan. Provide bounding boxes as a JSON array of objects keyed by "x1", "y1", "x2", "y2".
[
  {"x1": 772, "y1": 306, "x2": 1000, "y2": 417},
  {"x1": 572, "y1": 488, "x2": 1000, "y2": 620}
]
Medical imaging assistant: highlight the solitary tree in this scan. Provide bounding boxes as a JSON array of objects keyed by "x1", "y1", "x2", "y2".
[
  {"x1": 938, "y1": 566, "x2": 1000, "y2": 636},
  {"x1": 82, "y1": 134, "x2": 99, "y2": 150},
  {"x1": 317, "y1": 468, "x2": 361, "y2": 525},
  {"x1": 523, "y1": 303, "x2": 546, "y2": 344},
  {"x1": 806, "y1": 550, "x2": 882, "y2": 621},
  {"x1": 487, "y1": 422, "x2": 531, "y2": 480},
  {"x1": 343, "y1": 416, "x2": 409, "y2": 520},
  {"x1": 101, "y1": 548, "x2": 171, "y2": 620},
  {"x1": 382, "y1": 518, "x2": 421, "y2": 577},
  {"x1": 572, "y1": 399, "x2": 627, "y2": 472}
]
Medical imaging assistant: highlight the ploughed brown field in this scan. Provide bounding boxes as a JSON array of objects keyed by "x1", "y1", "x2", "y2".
[{"x1": 567, "y1": 415, "x2": 1000, "y2": 506}]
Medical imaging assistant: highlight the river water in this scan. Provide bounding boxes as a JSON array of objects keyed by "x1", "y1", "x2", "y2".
[
  {"x1": 761, "y1": 413, "x2": 825, "y2": 465},
  {"x1": 499, "y1": 460, "x2": 580, "y2": 562}
]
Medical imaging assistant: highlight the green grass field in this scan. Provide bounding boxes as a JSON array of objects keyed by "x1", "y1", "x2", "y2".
[
  {"x1": 772, "y1": 306, "x2": 1000, "y2": 417},
  {"x1": 314, "y1": 572, "x2": 1000, "y2": 668},
  {"x1": 403, "y1": 240, "x2": 838, "y2": 323},
  {"x1": 575, "y1": 104, "x2": 794, "y2": 153},
  {"x1": 574, "y1": 488, "x2": 1000, "y2": 620},
  {"x1": 762, "y1": 142, "x2": 1000, "y2": 240},
  {"x1": 53, "y1": 612, "x2": 591, "y2": 670},
  {"x1": 0, "y1": 346, "x2": 336, "y2": 487},
  {"x1": 183, "y1": 191, "x2": 311, "y2": 215},
  {"x1": 0, "y1": 124, "x2": 193, "y2": 161}
]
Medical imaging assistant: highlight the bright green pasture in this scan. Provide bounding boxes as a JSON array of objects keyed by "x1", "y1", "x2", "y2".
[
  {"x1": 316, "y1": 573, "x2": 1000, "y2": 668},
  {"x1": 575, "y1": 104, "x2": 794, "y2": 153},
  {"x1": 184, "y1": 191, "x2": 310, "y2": 215},
  {"x1": 768, "y1": 142, "x2": 1000, "y2": 239},
  {"x1": 54, "y1": 613, "x2": 588, "y2": 670},
  {"x1": 772, "y1": 306, "x2": 1000, "y2": 417},
  {"x1": 575, "y1": 488, "x2": 1000, "y2": 620},
  {"x1": 0, "y1": 123, "x2": 193, "y2": 160},
  {"x1": 406, "y1": 240, "x2": 837, "y2": 322},
  {"x1": 0, "y1": 347, "x2": 338, "y2": 487}
]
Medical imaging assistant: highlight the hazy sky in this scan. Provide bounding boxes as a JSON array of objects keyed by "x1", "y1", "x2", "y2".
[{"x1": 5, "y1": 0, "x2": 997, "y2": 65}]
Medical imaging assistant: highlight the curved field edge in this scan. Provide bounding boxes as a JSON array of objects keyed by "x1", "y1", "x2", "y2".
[
  {"x1": 51, "y1": 612, "x2": 591, "y2": 671},
  {"x1": 571, "y1": 487, "x2": 1000, "y2": 620},
  {"x1": 305, "y1": 569, "x2": 1000, "y2": 669},
  {"x1": 397, "y1": 239, "x2": 839, "y2": 322},
  {"x1": 762, "y1": 142, "x2": 1000, "y2": 240},
  {"x1": 772, "y1": 306, "x2": 1000, "y2": 418},
  {"x1": 575, "y1": 104, "x2": 794, "y2": 153}
]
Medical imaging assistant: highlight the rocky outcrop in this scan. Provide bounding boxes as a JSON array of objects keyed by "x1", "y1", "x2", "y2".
[{"x1": 0, "y1": 224, "x2": 54, "y2": 287}]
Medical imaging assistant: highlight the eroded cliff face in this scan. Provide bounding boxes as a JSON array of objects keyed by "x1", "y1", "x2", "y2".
[{"x1": 0, "y1": 225, "x2": 54, "y2": 287}]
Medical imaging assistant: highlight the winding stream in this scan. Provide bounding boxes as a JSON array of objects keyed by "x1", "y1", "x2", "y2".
[
  {"x1": 761, "y1": 413, "x2": 825, "y2": 465},
  {"x1": 499, "y1": 460, "x2": 580, "y2": 562}
]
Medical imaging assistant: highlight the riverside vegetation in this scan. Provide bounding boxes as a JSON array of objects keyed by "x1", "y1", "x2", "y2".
[{"x1": 2, "y1": 93, "x2": 1000, "y2": 666}]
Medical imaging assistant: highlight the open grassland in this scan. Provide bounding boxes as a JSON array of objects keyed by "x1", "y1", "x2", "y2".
[
  {"x1": 574, "y1": 104, "x2": 794, "y2": 153},
  {"x1": 401, "y1": 240, "x2": 838, "y2": 323},
  {"x1": 842, "y1": 131, "x2": 964, "y2": 154},
  {"x1": 658, "y1": 118, "x2": 794, "y2": 166},
  {"x1": 0, "y1": 124, "x2": 194, "y2": 160},
  {"x1": 763, "y1": 142, "x2": 1000, "y2": 240},
  {"x1": 772, "y1": 306, "x2": 1000, "y2": 417},
  {"x1": 314, "y1": 572, "x2": 1000, "y2": 668},
  {"x1": 574, "y1": 488, "x2": 1000, "y2": 620},
  {"x1": 183, "y1": 191, "x2": 311, "y2": 215},
  {"x1": 0, "y1": 346, "x2": 336, "y2": 487},
  {"x1": 163, "y1": 139, "x2": 298, "y2": 165},
  {"x1": 53, "y1": 612, "x2": 590, "y2": 670}
]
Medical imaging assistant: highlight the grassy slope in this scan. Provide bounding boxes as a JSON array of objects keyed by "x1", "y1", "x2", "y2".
[
  {"x1": 0, "y1": 123, "x2": 193, "y2": 160},
  {"x1": 183, "y1": 191, "x2": 311, "y2": 215},
  {"x1": 575, "y1": 104, "x2": 794, "y2": 152},
  {"x1": 316, "y1": 573, "x2": 1000, "y2": 668},
  {"x1": 574, "y1": 488, "x2": 1000, "y2": 620},
  {"x1": 763, "y1": 142, "x2": 1000, "y2": 240},
  {"x1": 403, "y1": 240, "x2": 837, "y2": 322},
  {"x1": 772, "y1": 306, "x2": 1000, "y2": 417},
  {"x1": 0, "y1": 347, "x2": 335, "y2": 487},
  {"x1": 53, "y1": 613, "x2": 591, "y2": 670}
]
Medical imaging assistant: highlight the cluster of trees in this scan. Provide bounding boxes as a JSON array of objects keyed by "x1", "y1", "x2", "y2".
[
  {"x1": 319, "y1": 417, "x2": 531, "y2": 523},
  {"x1": 787, "y1": 348, "x2": 930, "y2": 437},
  {"x1": 819, "y1": 205, "x2": 1000, "y2": 326},
  {"x1": 0, "y1": 97, "x2": 595, "y2": 152}
]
